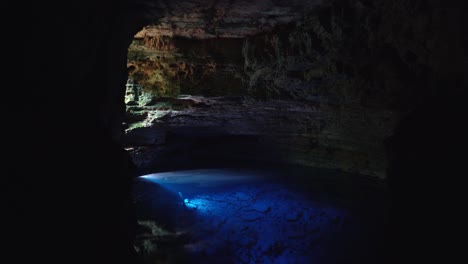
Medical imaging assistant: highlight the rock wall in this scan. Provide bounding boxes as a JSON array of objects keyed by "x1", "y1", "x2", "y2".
[{"x1": 124, "y1": 0, "x2": 464, "y2": 178}]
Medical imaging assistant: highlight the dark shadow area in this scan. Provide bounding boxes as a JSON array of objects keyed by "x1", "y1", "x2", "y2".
[
  {"x1": 8, "y1": 1, "x2": 147, "y2": 263},
  {"x1": 385, "y1": 91, "x2": 466, "y2": 263}
]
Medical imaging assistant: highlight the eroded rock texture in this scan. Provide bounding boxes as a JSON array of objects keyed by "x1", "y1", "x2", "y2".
[{"x1": 124, "y1": 0, "x2": 464, "y2": 178}]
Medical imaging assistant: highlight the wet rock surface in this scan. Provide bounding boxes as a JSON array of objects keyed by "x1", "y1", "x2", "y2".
[{"x1": 125, "y1": 96, "x2": 396, "y2": 178}]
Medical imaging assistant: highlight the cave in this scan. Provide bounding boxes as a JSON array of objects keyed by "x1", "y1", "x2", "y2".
[{"x1": 9, "y1": 0, "x2": 466, "y2": 264}]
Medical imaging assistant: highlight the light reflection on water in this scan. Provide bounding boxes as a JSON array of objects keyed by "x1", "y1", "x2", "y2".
[{"x1": 134, "y1": 169, "x2": 382, "y2": 263}]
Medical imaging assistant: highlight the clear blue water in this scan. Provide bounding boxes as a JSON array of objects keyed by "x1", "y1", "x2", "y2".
[{"x1": 132, "y1": 168, "x2": 387, "y2": 264}]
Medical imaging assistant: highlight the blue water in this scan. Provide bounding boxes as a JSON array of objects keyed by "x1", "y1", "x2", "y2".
[{"x1": 132, "y1": 169, "x2": 386, "y2": 264}]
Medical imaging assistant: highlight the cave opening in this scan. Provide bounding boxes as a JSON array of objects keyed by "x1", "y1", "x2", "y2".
[
  {"x1": 12, "y1": 1, "x2": 465, "y2": 264},
  {"x1": 119, "y1": 1, "x2": 464, "y2": 262},
  {"x1": 121, "y1": 3, "x2": 394, "y2": 263}
]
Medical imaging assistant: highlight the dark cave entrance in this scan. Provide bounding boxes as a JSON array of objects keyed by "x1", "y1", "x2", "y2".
[
  {"x1": 121, "y1": 8, "x2": 394, "y2": 263},
  {"x1": 107, "y1": 1, "x2": 461, "y2": 263},
  {"x1": 12, "y1": 1, "x2": 464, "y2": 264}
]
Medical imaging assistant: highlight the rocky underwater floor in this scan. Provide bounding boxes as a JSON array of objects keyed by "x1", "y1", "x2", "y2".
[{"x1": 132, "y1": 168, "x2": 388, "y2": 264}]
